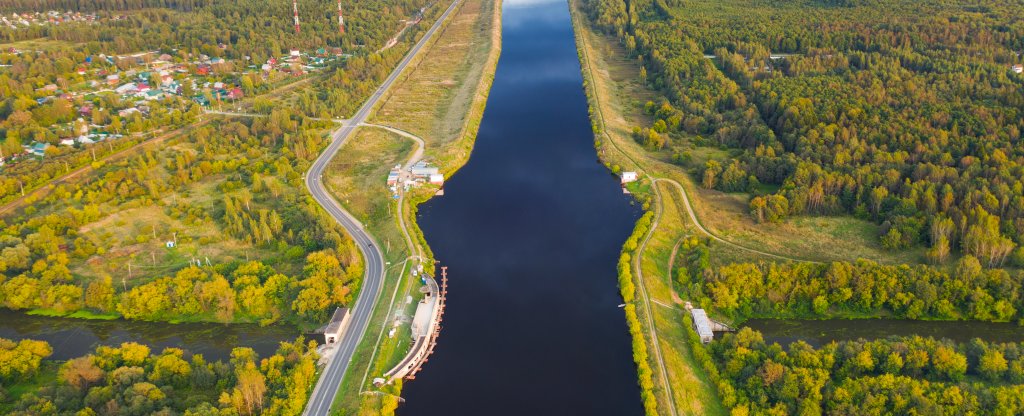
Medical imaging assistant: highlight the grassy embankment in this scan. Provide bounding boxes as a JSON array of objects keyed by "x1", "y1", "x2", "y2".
[
  {"x1": 569, "y1": 0, "x2": 940, "y2": 413},
  {"x1": 570, "y1": 2, "x2": 727, "y2": 414},
  {"x1": 321, "y1": 0, "x2": 502, "y2": 413}
]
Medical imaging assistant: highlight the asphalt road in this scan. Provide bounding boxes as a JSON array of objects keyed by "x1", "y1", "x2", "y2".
[{"x1": 302, "y1": 1, "x2": 462, "y2": 414}]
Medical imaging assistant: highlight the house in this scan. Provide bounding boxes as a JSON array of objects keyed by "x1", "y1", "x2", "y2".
[
  {"x1": 78, "y1": 105, "x2": 93, "y2": 117},
  {"x1": 227, "y1": 87, "x2": 244, "y2": 100},
  {"x1": 690, "y1": 309, "x2": 714, "y2": 343},
  {"x1": 387, "y1": 170, "x2": 401, "y2": 186},
  {"x1": 196, "y1": 64, "x2": 211, "y2": 75},
  {"x1": 410, "y1": 161, "x2": 438, "y2": 178},
  {"x1": 59, "y1": 138, "x2": 76, "y2": 146},
  {"x1": 115, "y1": 82, "x2": 137, "y2": 95},
  {"x1": 323, "y1": 307, "x2": 351, "y2": 345},
  {"x1": 29, "y1": 142, "x2": 50, "y2": 157},
  {"x1": 429, "y1": 173, "x2": 444, "y2": 185},
  {"x1": 621, "y1": 171, "x2": 638, "y2": 184},
  {"x1": 118, "y1": 107, "x2": 140, "y2": 117},
  {"x1": 158, "y1": 53, "x2": 172, "y2": 61},
  {"x1": 1013, "y1": 64, "x2": 1023, "y2": 74}
]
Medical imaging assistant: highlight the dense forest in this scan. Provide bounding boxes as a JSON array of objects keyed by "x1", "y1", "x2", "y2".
[
  {"x1": 673, "y1": 236, "x2": 1023, "y2": 323},
  {"x1": 584, "y1": 0, "x2": 1024, "y2": 266},
  {"x1": 0, "y1": 0, "x2": 430, "y2": 53},
  {"x1": 0, "y1": 337, "x2": 318, "y2": 415},
  {"x1": 700, "y1": 329, "x2": 1024, "y2": 415}
]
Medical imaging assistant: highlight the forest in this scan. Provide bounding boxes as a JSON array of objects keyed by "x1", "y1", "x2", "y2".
[
  {"x1": 0, "y1": 337, "x2": 318, "y2": 415},
  {"x1": 0, "y1": 111, "x2": 362, "y2": 326},
  {"x1": 673, "y1": 236, "x2": 1023, "y2": 323},
  {"x1": 700, "y1": 329, "x2": 1024, "y2": 415},
  {"x1": 583, "y1": 0, "x2": 1024, "y2": 266}
]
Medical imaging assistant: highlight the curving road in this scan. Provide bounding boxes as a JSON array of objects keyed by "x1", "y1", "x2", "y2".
[{"x1": 302, "y1": 1, "x2": 462, "y2": 414}]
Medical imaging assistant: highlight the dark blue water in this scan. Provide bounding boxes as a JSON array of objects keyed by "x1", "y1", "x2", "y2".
[
  {"x1": 401, "y1": 0, "x2": 644, "y2": 414},
  {"x1": 0, "y1": 309, "x2": 298, "y2": 361}
]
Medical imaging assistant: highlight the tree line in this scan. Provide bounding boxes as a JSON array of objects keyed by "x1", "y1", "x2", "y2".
[
  {"x1": 1, "y1": 337, "x2": 318, "y2": 416},
  {"x1": 674, "y1": 237, "x2": 1022, "y2": 323},
  {"x1": 702, "y1": 329, "x2": 1024, "y2": 415}
]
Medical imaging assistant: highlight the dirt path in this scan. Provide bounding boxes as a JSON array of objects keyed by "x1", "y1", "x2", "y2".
[
  {"x1": 653, "y1": 178, "x2": 819, "y2": 264},
  {"x1": 361, "y1": 123, "x2": 426, "y2": 170},
  {"x1": 634, "y1": 179, "x2": 680, "y2": 416}
]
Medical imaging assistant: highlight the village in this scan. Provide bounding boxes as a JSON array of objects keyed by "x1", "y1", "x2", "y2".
[
  {"x1": 0, "y1": 44, "x2": 347, "y2": 168},
  {"x1": 2, "y1": 10, "x2": 101, "y2": 30}
]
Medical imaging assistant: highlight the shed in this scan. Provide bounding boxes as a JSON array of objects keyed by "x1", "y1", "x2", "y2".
[
  {"x1": 410, "y1": 161, "x2": 438, "y2": 177},
  {"x1": 621, "y1": 171, "x2": 638, "y2": 184},
  {"x1": 690, "y1": 308, "x2": 714, "y2": 343},
  {"x1": 323, "y1": 307, "x2": 351, "y2": 345}
]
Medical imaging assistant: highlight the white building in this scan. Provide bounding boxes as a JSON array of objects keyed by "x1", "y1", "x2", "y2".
[
  {"x1": 690, "y1": 308, "x2": 714, "y2": 343},
  {"x1": 1013, "y1": 64, "x2": 1023, "y2": 74},
  {"x1": 429, "y1": 173, "x2": 444, "y2": 185},
  {"x1": 410, "y1": 161, "x2": 439, "y2": 178},
  {"x1": 621, "y1": 171, "x2": 638, "y2": 184},
  {"x1": 323, "y1": 307, "x2": 351, "y2": 345}
]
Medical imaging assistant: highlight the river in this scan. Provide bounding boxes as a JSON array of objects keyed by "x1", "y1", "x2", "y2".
[
  {"x1": 399, "y1": 0, "x2": 644, "y2": 414},
  {"x1": 747, "y1": 318, "x2": 1024, "y2": 348},
  {"x1": 0, "y1": 309, "x2": 299, "y2": 361}
]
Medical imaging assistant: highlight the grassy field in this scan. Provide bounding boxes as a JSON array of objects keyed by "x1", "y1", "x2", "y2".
[
  {"x1": 321, "y1": 0, "x2": 502, "y2": 412},
  {"x1": 374, "y1": 0, "x2": 501, "y2": 176}
]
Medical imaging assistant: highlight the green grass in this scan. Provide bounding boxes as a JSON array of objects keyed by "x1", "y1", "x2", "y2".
[
  {"x1": 0, "y1": 361, "x2": 59, "y2": 413},
  {"x1": 26, "y1": 309, "x2": 120, "y2": 320}
]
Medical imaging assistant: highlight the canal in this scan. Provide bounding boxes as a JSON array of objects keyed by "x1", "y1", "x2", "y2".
[
  {"x1": 400, "y1": 0, "x2": 645, "y2": 414},
  {"x1": 747, "y1": 318, "x2": 1024, "y2": 348},
  {"x1": 0, "y1": 309, "x2": 299, "y2": 361}
]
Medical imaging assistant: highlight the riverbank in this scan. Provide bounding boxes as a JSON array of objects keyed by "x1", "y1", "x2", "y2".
[
  {"x1": 321, "y1": 0, "x2": 502, "y2": 413},
  {"x1": 569, "y1": 1, "x2": 727, "y2": 414}
]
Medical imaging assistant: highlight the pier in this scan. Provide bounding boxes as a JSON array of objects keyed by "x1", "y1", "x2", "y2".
[{"x1": 381, "y1": 266, "x2": 448, "y2": 384}]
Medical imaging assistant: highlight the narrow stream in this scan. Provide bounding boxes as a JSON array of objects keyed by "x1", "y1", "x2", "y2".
[
  {"x1": 400, "y1": 0, "x2": 644, "y2": 414},
  {"x1": 0, "y1": 309, "x2": 299, "y2": 361},
  {"x1": 747, "y1": 318, "x2": 1024, "y2": 348}
]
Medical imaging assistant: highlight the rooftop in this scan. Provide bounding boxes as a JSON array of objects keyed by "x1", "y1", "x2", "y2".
[{"x1": 324, "y1": 307, "x2": 349, "y2": 334}]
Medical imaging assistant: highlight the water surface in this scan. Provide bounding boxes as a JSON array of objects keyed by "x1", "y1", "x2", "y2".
[
  {"x1": 747, "y1": 318, "x2": 1024, "y2": 348},
  {"x1": 400, "y1": 0, "x2": 644, "y2": 414},
  {"x1": 0, "y1": 309, "x2": 299, "y2": 361}
]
